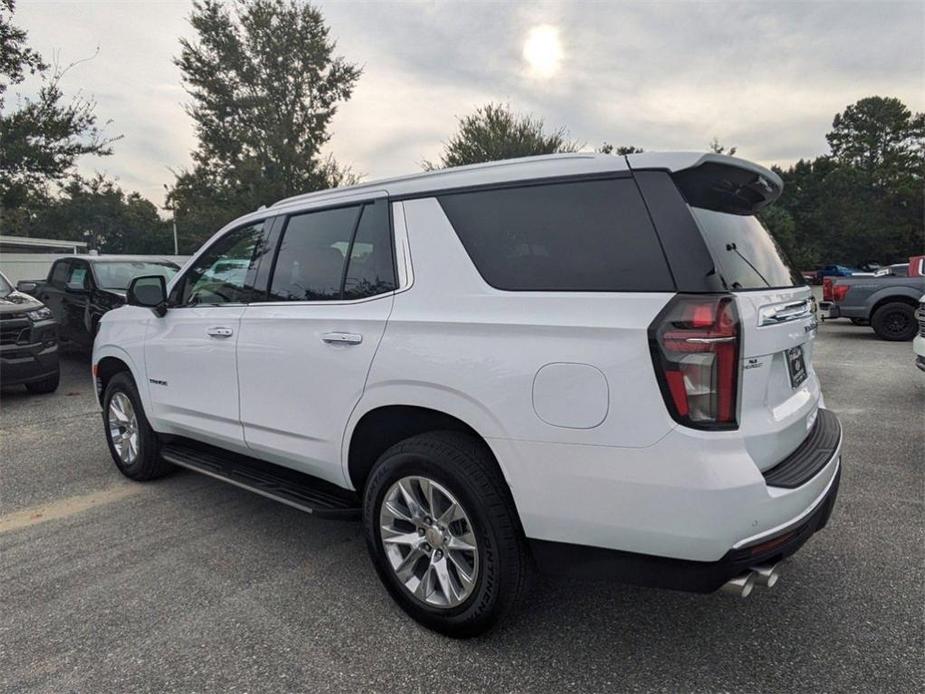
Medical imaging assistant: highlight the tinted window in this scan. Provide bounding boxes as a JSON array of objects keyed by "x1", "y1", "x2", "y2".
[
  {"x1": 691, "y1": 208, "x2": 803, "y2": 290},
  {"x1": 269, "y1": 200, "x2": 395, "y2": 302},
  {"x1": 176, "y1": 222, "x2": 267, "y2": 305},
  {"x1": 343, "y1": 200, "x2": 396, "y2": 300},
  {"x1": 438, "y1": 179, "x2": 673, "y2": 291},
  {"x1": 270, "y1": 206, "x2": 359, "y2": 301}
]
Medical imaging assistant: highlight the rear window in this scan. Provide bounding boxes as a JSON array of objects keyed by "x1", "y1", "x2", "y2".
[
  {"x1": 691, "y1": 208, "x2": 803, "y2": 290},
  {"x1": 437, "y1": 179, "x2": 674, "y2": 292}
]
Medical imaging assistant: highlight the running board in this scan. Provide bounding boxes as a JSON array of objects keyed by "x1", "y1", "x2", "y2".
[{"x1": 161, "y1": 441, "x2": 360, "y2": 519}]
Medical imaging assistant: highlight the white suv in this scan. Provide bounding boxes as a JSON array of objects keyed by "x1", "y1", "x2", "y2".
[{"x1": 93, "y1": 152, "x2": 842, "y2": 637}]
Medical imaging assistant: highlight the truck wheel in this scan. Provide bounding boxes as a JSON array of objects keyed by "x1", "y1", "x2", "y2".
[
  {"x1": 102, "y1": 372, "x2": 172, "y2": 481},
  {"x1": 25, "y1": 370, "x2": 59, "y2": 394},
  {"x1": 871, "y1": 302, "x2": 916, "y2": 341},
  {"x1": 363, "y1": 431, "x2": 530, "y2": 638}
]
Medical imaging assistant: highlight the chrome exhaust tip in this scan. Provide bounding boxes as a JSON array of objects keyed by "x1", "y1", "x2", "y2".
[
  {"x1": 751, "y1": 563, "x2": 781, "y2": 589},
  {"x1": 720, "y1": 572, "x2": 755, "y2": 598}
]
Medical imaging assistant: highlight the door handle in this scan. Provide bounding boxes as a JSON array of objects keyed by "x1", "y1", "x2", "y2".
[
  {"x1": 322, "y1": 332, "x2": 363, "y2": 345},
  {"x1": 207, "y1": 327, "x2": 234, "y2": 338}
]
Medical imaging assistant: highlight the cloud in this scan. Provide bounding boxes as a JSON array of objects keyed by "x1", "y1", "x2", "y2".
[{"x1": 11, "y1": 0, "x2": 924, "y2": 211}]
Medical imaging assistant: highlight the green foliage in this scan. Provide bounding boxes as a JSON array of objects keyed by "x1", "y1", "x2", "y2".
[
  {"x1": 425, "y1": 103, "x2": 578, "y2": 170},
  {"x1": 166, "y1": 0, "x2": 361, "y2": 249},
  {"x1": 708, "y1": 138, "x2": 737, "y2": 156},
  {"x1": 599, "y1": 143, "x2": 644, "y2": 155},
  {"x1": 764, "y1": 97, "x2": 924, "y2": 268},
  {"x1": 0, "y1": 0, "x2": 45, "y2": 105},
  {"x1": 11, "y1": 175, "x2": 172, "y2": 253}
]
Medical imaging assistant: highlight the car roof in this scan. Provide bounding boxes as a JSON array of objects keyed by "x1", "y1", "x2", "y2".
[{"x1": 270, "y1": 151, "x2": 779, "y2": 212}]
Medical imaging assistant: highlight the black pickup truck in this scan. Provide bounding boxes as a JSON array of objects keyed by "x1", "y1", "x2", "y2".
[
  {"x1": 0, "y1": 269, "x2": 59, "y2": 393},
  {"x1": 18, "y1": 256, "x2": 179, "y2": 352}
]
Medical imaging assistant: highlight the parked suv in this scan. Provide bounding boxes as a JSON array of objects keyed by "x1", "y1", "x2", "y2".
[
  {"x1": 93, "y1": 153, "x2": 842, "y2": 636},
  {"x1": 0, "y1": 269, "x2": 59, "y2": 393}
]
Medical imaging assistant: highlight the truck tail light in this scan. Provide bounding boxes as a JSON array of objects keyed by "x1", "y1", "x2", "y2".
[
  {"x1": 822, "y1": 277, "x2": 833, "y2": 301},
  {"x1": 649, "y1": 294, "x2": 740, "y2": 430},
  {"x1": 832, "y1": 284, "x2": 849, "y2": 303}
]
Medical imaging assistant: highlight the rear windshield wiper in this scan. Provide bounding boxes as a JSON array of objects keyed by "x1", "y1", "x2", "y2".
[{"x1": 725, "y1": 242, "x2": 770, "y2": 287}]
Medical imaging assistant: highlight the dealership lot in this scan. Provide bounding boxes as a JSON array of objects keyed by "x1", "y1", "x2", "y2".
[{"x1": 1, "y1": 320, "x2": 922, "y2": 693}]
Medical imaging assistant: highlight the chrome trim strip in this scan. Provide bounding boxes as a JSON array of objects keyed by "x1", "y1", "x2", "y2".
[{"x1": 758, "y1": 298, "x2": 813, "y2": 326}]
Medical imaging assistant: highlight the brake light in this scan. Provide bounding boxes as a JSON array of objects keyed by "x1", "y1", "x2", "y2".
[
  {"x1": 832, "y1": 284, "x2": 849, "y2": 303},
  {"x1": 822, "y1": 277, "x2": 833, "y2": 302},
  {"x1": 649, "y1": 295, "x2": 740, "y2": 429}
]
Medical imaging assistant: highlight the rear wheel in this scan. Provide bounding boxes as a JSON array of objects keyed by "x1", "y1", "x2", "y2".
[
  {"x1": 362, "y1": 431, "x2": 530, "y2": 637},
  {"x1": 102, "y1": 372, "x2": 172, "y2": 480},
  {"x1": 871, "y1": 302, "x2": 916, "y2": 341}
]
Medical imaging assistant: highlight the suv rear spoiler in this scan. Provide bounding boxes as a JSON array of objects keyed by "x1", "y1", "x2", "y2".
[{"x1": 626, "y1": 152, "x2": 783, "y2": 215}]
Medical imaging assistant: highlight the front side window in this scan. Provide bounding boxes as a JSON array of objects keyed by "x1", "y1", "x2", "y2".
[
  {"x1": 438, "y1": 179, "x2": 674, "y2": 291},
  {"x1": 174, "y1": 222, "x2": 267, "y2": 306},
  {"x1": 269, "y1": 199, "x2": 395, "y2": 302}
]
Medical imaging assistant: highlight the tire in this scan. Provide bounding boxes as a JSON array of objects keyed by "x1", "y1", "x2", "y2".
[
  {"x1": 363, "y1": 431, "x2": 531, "y2": 637},
  {"x1": 849, "y1": 318, "x2": 869, "y2": 326},
  {"x1": 871, "y1": 302, "x2": 917, "y2": 341},
  {"x1": 102, "y1": 371, "x2": 172, "y2": 481},
  {"x1": 25, "y1": 369, "x2": 59, "y2": 394}
]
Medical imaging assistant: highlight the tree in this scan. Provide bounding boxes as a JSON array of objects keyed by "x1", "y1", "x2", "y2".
[
  {"x1": 1, "y1": 1, "x2": 117, "y2": 226},
  {"x1": 827, "y1": 96, "x2": 925, "y2": 182},
  {"x1": 19, "y1": 175, "x2": 172, "y2": 253},
  {"x1": 769, "y1": 97, "x2": 924, "y2": 267},
  {"x1": 425, "y1": 103, "x2": 578, "y2": 170},
  {"x1": 599, "y1": 143, "x2": 644, "y2": 155},
  {"x1": 708, "y1": 138, "x2": 736, "y2": 156},
  {"x1": 0, "y1": 0, "x2": 45, "y2": 105},
  {"x1": 167, "y1": 0, "x2": 361, "y2": 249}
]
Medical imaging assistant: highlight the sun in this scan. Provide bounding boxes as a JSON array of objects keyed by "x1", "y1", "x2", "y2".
[{"x1": 523, "y1": 25, "x2": 562, "y2": 78}]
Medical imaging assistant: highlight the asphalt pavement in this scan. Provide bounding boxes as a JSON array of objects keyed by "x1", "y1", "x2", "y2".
[{"x1": 1, "y1": 318, "x2": 922, "y2": 693}]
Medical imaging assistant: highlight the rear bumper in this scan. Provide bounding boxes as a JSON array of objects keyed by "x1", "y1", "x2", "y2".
[
  {"x1": 914, "y1": 335, "x2": 925, "y2": 371},
  {"x1": 492, "y1": 409, "x2": 843, "y2": 565},
  {"x1": 529, "y1": 462, "x2": 840, "y2": 593},
  {"x1": 818, "y1": 301, "x2": 839, "y2": 319}
]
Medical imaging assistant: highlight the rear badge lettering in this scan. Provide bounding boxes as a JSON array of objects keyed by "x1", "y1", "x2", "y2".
[
  {"x1": 744, "y1": 358, "x2": 762, "y2": 370},
  {"x1": 149, "y1": 378, "x2": 168, "y2": 387}
]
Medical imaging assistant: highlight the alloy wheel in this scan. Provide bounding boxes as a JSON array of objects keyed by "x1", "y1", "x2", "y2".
[
  {"x1": 379, "y1": 476, "x2": 479, "y2": 609},
  {"x1": 108, "y1": 392, "x2": 140, "y2": 465}
]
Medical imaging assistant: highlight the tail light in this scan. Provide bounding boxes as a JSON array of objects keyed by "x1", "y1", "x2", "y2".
[
  {"x1": 649, "y1": 294, "x2": 740, "y2": 430},
  {"x1": 832, "y1": 284, "x2": 849, "y2": 303},
  {"x1": 822, "y1": 277, "x2": 833, "y2": 301}
]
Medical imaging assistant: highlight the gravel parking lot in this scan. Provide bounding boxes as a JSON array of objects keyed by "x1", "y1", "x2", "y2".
[{"x1": 1, "y1": 319, "x2": 923, "y2": 693}]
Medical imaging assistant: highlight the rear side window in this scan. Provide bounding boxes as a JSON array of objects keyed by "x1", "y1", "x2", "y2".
[
  {"x1": 438, "y1": 179, "x2": 674, "y2": 291},
  {"x1": 269, "y1": 200, "x2": 395, "y2": 302},
  {"x1": 691, "y1": 208, "x2": 803, "y2": 290}
]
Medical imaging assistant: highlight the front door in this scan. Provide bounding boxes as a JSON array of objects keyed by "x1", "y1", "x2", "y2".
[
  {"x1": 144, "y1": 220, "x2": 272, "y2": 451},
  {"x1": 236, "y1": 197, "x2": 397, "y2": 485}
]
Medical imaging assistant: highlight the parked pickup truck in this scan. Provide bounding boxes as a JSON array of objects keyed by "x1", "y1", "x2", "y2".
[
  {"x1": 820, "y1": 269, "x2": 925, "y2": 341},
  {"x1": 18, "y1": 256, "x2": 179, "y2": 352}
]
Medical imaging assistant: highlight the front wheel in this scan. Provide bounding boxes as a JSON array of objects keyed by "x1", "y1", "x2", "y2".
[
  {"x1": 363, "y1": 431, "x2": 531, "y2": 637},
  {"x1": 102, "y1": 372, "x2": 172, "y2": 481},
  {"x1": 871, "y1": 302, "x2": 916, "y2": 341}
]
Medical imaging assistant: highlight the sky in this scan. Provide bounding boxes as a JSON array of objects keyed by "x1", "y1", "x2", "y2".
[{"x1": 12, "y1": 0, "x2": 925, "y2": 210}]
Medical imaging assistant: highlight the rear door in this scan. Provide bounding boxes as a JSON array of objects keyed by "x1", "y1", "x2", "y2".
[{"x1": 236, "y1": 196, "x2": 396, "y2": 486}]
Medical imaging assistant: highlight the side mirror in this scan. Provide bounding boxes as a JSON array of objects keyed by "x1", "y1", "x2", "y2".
[
  {"x1": 16, "y1": 280, "x2": 37, "y2": 294},
  {"x1": 127, "y1": 275, "x2": 168, "y2": 317}
]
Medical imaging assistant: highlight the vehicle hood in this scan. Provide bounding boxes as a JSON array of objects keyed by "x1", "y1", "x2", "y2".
[{"x1": 0, "y1": 290, "x2": 44, "y2": 313}]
